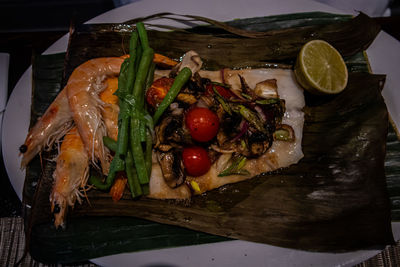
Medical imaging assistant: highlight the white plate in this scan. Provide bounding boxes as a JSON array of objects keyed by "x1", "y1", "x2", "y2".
[
  {"x1": 0, "y1": 53, "x2": 10, "y2": 153},
  {"x1": 2, "y1": 0, "x2": 400, "y2": 266}
]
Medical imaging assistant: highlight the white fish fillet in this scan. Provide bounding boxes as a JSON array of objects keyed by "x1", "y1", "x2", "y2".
[{"x1": 149, "y1": 68, "x2": 305, "y2": 199}]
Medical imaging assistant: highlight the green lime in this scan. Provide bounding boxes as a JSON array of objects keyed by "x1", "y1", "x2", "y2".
[{"x1": 294, "y1": 40, "x2": 348, "y2": 95}]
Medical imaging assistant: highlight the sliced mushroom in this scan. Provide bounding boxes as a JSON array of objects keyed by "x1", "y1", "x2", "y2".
[
  {"x1": 178, "y1": 50, "x2": 203, "y2": 75},
  {"x1": 155, "y1": 115, "x2": 185, "y2": 148},
  {"x1": 157, "y1": 150, "x2": 186, "y2": 188},
  {"x1": 171, "y1": 50, "x2": 203, "y2": 77},
  {"x1": 254, "y1": 79, "x2": 279, "y2": 99}
]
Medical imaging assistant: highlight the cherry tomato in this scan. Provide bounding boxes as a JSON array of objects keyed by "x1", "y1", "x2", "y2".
[
  {"x1": 182, "y1": 146, "x2": 211, "y2": 176},
  {"x1": 205, "y1": 83, "x2": 234, "y2": 99},
  {"x1": 146, "y1": 77, "x2": 174, "y2": 107},
  {"x1": 185, "y1": 107, "x2": 219, "y2": 142}
]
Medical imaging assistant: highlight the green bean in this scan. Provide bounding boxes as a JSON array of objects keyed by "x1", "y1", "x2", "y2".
[
  {"x1": 139, "y1": 120, "x2": 146, "y2": 142},
  {"x1": 132, "y1": 48, "x2": 154, "y2": 111},
  {"x1": 130, "y1": 115, "x2": 149, "y2": 184},
  {"x1": 88, "y1": 175, "x2": 104, "y2": 189},
  {"x1": 134, "y1": 43, "x2": 142, "y2": 75},
  {"x1": 143, "y1": 112, "x2": 154, "y2": 134},
  {"x1": 145, "y1": 129, "x2": 153, "y2": 176},
  {"x1": 145, "y1": 62, "x2": 156, "y2": 91},
  {"x1": 103, "y1": 136, "x2": 117, "y2": 152},
  {"x1": 114, "y1": 59, "x2": 131, "y2": 157},
  {"x1": 128, "y1": 36, "x2": 154, "y2": 185},
  {"x1": 89, "y1": 157, "x2": 124, "y2": 190},
  {"x1": 141, "y1": 184, "x2": 150, "y2": 195},
  {"x1": 116, "y1": 58, "x2": 130, "y2": 95},
  {"x1": 127, "y1": 31, "x2": 138, "y2": 92},
  {"x1": 116, "y1": 118, "x2": 129, "y2": 156},
  {"x1": 139, "y1": 61, "x2": 155, "y2": 144},
  {"x1": 92, "y1": 23, "x2": 155, "y2": 193},
  {"x1": 136, "y1": 22, "x2": 150, "y2": 49},
  {"x1": 90, "y1": 31, "x2": 139, "y2": 190},
  {"x1": 98, "y1": 137, "x2": 143, "y2": 196},
  {"x1": 116, "y1": 32, "x2": 139, "y2": 156},
  {"x1": 153, "y1": 67, "x2": 192, "y2": 125},
  {"x1": 126, "y1": 150, "x2": 142, "y2": 197},
  {"x1": 138, "y1": 111, "x2": 154, "y2": 142}
]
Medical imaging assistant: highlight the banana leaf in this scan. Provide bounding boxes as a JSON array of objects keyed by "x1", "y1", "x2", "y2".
[
  {"x1": 64, "y1": 12, "x2": 378, "y2": 73},
  {"x1": 24, "y1": 12, "x2": 396, "y2": 264},
  {"x1": 23, "y1": 53, "x2": 65, "y2": 231}
]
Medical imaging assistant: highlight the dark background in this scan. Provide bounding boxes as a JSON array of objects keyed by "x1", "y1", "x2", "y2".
[
  {"x1": 0, "y1": 0, "x2": 116, "y2": 217},
  {"x1": 0, "y1": 0, "x2": 400, "y2": 218}
]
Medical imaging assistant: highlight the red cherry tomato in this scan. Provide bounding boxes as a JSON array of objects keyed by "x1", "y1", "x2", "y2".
[
  {"x1": 185, "y1": 107, "x2": 219, "y2": 142},
  {"x1": 205, "y1": 84, "x2": 234, "y2": 99},
  {"x1": 182, "y1": 146, "x2": 211, "y2": 176}
]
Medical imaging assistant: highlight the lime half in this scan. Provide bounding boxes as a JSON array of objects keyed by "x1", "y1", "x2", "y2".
[{"x1": 294, "y1": 40, "x2": 348, "y2": 95}]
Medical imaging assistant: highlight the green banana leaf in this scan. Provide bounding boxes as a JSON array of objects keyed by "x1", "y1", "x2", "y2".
[{"x1": 24, "y1": 12, "x2": 396, "y2": 264}]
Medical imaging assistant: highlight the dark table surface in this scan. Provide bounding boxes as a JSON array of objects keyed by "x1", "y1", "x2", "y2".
[{"x1": 1, "y1": 2, "x2": 400, "y2": 266}]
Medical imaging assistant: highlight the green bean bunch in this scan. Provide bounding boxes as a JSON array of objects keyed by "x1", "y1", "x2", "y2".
[
  {"x1": 89, "y1": 22, "x2": 154, "y2": 197},
  {"x1": 90, "y1": 22, "x2": 192, "y2": 199}
]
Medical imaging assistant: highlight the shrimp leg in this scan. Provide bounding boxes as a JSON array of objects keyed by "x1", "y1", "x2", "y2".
[{"x1": 50, "y1": 126, "x2": 89, "y2": 229}]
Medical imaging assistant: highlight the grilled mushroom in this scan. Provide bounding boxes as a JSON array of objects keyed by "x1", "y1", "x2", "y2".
[
  {"x1": 157, "y1": 150, "x2": 186, "y2": 188},
  {"x1": 154, "y1": 115, "x2": 191, "y2": 149},
  {"x1": 178, "y1": 50, "x2": 203, "y2": 74},
  {"x1": 254, "y1": 79, "x2": 279, "y2": 99},
  {"x1": 171, "y1": 50, "x2": 203, "y2": 78},
  {"x1": 245, "y1": 131, "x2": 273, "y2": 157}
]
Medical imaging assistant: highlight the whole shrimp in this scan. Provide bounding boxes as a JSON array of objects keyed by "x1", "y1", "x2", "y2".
[
  {"x1": 50, "y1": 78, "x2": 120, "y2": 228},
  {"x1": 20, "y1": 87, "x2": 73, "y2": 167},
  {"x1": 50, "y1": 126, "x2": 89, "y2": 229},
  {"x1": 19, "y1": 58, "x2": 123, "y2": 168},
  {"x1": 66, "y1": 57, "x2": 124, "y2": 174}
]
